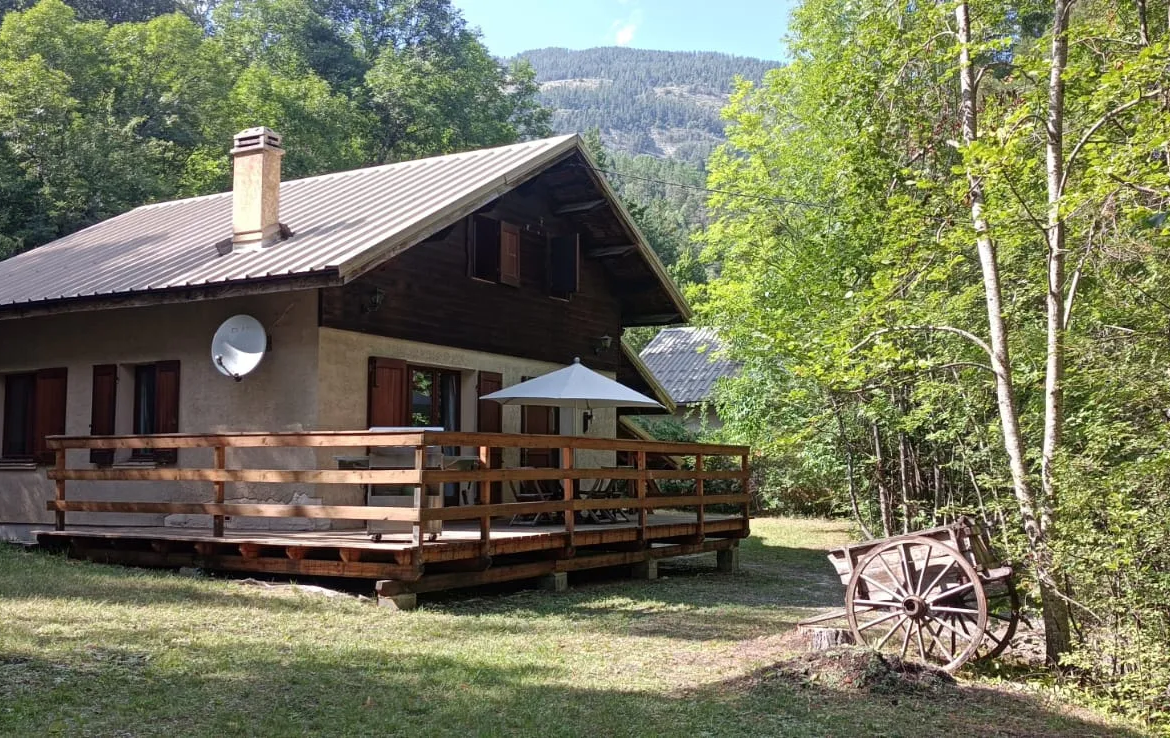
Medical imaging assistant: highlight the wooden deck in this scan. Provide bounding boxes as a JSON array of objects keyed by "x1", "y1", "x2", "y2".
[{"x1": 38, "y1": 430, "x2": 752, "y2": 605}]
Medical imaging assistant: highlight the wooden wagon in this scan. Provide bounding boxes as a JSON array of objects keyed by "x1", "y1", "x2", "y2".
[{"x1": 802, "y1": 517, "x2": 1020, "y2": 673}]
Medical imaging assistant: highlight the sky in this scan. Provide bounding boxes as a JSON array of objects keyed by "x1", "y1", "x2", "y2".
[{"x1": 452, "y1": 0, "x2": 797, "y2": 61}]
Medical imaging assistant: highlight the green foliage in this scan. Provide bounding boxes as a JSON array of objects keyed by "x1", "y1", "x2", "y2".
[
  {"x1": 697, "y1": 0, "x2": 1170, "y2": 726},
  {"x1": 0, "y1": 0, "x2": 548, "y2": 256}
]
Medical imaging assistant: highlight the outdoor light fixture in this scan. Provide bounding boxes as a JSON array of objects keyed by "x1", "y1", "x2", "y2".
[
  {"x1": 592, "y1": 334, "x2": 613, "y2": 355},
  {"x1": 361, "y1": 286, "x2": 386, "y2": 314}
]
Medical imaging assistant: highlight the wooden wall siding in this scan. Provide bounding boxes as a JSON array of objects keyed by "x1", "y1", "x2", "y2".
[{"x1": 321, "y1": 195, "x2": 624, "y2": 372}]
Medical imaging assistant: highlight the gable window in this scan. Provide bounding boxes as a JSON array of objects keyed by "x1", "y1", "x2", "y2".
[
  {"x1": 548, "y1": 233, "x2": 580, "y2": 300},
  {"x1": 132, "y1": 361, "x2": 180, "y2": 464},
  {"x1": 469, "y1": 215, "x2": 521, "y2": 287},
  {"x1": 2, "y1": 368, "x2": 67, "y2": 464}
]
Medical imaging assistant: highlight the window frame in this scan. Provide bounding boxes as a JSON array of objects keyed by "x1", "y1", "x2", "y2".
[
  {"x1": 130, "y1": 360, "x2": 179, "y2": 465},
  {"x1": 1, "y1": 368, "x2": 68, "y2": 465}
]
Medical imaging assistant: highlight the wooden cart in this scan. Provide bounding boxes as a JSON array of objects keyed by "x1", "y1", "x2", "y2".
[{"x1": 803, "y1": 517, "x2": 1020, "y2": 673}]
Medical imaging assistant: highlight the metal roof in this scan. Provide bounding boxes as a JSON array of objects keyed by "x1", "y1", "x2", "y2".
[
  {"x1": 0, "y1": 135, "x2": 688, "y2": 322},
  {"x1": 638, "y1": 327, "x2": 739, "y2": 405}
]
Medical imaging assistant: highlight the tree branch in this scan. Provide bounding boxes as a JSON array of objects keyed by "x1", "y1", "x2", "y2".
[{"x1": 1059, "y1": 89, "x2": 1163, "y2": 197}]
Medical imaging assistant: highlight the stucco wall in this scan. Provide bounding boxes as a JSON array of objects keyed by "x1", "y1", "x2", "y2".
[
  {"x1": 0, "y1": 290, "x2": 321, "y2": 533},
  {"x1": 317, "y1": 327, "x2": 617, "y2": 503}
]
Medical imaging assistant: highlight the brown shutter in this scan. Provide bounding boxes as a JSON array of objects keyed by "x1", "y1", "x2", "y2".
[
  {"x1": 476, "y1": 371, "x2": 504, "y2": 503},
  {"x1": 32, "y1": 368, "x2": 67, "y2": 465},
  {"x1": 90, "y1": 364, "x2": 117, "y2": 465},
  {"x1": 154, "y1": 360, "x2": 180, "y2": 464},
  {"x1": 500, "y1": 222, "x2": 521, "y2": 287},
  {"x1": 368, "y1": 357, "x2": 408, "y2": 427},
  {"x1": 549, "y1": 233, "x2": 580, "y2": 296}
]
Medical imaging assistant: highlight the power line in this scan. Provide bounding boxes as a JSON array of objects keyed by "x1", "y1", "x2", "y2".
[{"x1": 572, "y1": 161, "x2": 834, "y2": 210}]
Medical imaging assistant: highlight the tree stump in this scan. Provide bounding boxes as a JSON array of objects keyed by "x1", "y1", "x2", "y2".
[{"x1": 806, "y1": 627, "x2": 854, "y2": 650}]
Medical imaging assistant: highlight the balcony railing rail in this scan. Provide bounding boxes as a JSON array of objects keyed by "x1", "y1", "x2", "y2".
[{"x1": 45, "y1": 430, "x2": 752, "y2": 555}]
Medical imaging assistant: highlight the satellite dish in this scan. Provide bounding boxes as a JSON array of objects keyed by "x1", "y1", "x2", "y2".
[{"x1": 211, "y1": 315, "x2": 267, "y2": 382}]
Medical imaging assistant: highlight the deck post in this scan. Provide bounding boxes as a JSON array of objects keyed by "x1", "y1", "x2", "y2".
[
  {"x1": 740, "y1": 453, "x2": 751, "y2": 534},
  {"x1": 635, "y1": 450, "x2": 648, "y2": 545},
  {"x1": 695, "y1": 453, "x2": 705, "y2": 541},
  {"x1": 561, "y1": 446, "x2": 574, "y2": 551},
  {"x1": 717, "y1": 545, "x2": 741, "y2": 573},
  {"x1": 412, "y1": 445, "x2": 425, "y2": 553},
  {"x1": 478, "y1": 445, "x2": 491, "y2": 559},
  {"x1": 631, "y1": 558, "x2": 657, "y2": 580},
  {"x1": 212, "y1": 445, "x2": 226, "y2": 537},
  {"x1": 539, "y1": 572, "x2": 568, "y2": 592},
  {"x1": 54, "y1": 448, "x2": 66, "y2": 531}
]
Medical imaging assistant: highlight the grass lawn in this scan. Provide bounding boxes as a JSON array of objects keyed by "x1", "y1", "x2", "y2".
[{"x1": 0, "y1": 517, "x2": 1144, "y2": 737}]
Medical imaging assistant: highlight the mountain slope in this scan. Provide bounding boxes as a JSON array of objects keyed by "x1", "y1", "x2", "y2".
[{"x1": 516, "y1": 47, "x2": 780, "y2": 166}]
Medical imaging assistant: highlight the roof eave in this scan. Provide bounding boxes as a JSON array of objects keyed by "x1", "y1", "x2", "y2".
[
  {"x1": 573, "y1": 143, "x2": 692, "y2": 326},
  {"x1": 621, "y1": 339, "x2": 677, "y2": 414},
  {"x1": 0, "y1": 269, "x2": 342, "y2": 320}
]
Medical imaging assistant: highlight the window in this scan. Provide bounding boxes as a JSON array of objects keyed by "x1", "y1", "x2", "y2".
[
  {"x1": 132, "y1": 361, "x2": 180, "y2": 464},
  {"x1": 548, "y1": 233, "x2": 580, "y2": 300},
  {"x1": 367, "y1": 360, "x2": 460, "y2": 431},
  {"x1": 469, "y1": 215, "x2": 520, "y2": 286},
  {"x1": 2, "y1": 368, "x2": 67, "y2": 464},
  {"x1": 409, "y1": 366, "x2": 461, "y2": 429}
]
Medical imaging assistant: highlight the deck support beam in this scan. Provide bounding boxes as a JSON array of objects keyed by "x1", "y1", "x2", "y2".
[
  {"x1": 377, "y1": 591, "x2": 417, "y2": 611},
  {"x1": 539, "y1": 572, "x2": 568, "y2": 592},
  {"x1": 631, "y1": 559, "x2": 657, "y2": 580},
  {"x1": 717, "y1": 546, "x2": 740, "y2": 574}
]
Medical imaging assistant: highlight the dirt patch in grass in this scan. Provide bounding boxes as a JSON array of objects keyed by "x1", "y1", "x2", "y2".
[{"x1": 733, "y1": 646, "x2": 957, "y2": 696}]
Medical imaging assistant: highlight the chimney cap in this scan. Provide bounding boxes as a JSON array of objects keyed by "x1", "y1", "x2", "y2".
[{"x1": 231, "y1": 126, "x2": 284, "y2": 155}]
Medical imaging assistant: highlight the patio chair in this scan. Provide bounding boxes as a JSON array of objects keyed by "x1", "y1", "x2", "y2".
[{"x1": 509, "y1": 478, "x2": 559, "y2": 526}]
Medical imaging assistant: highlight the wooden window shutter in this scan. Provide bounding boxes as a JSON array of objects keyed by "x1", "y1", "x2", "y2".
[
  {"x1": 154, "y1": 360, "x2": 180, "y2": 464},
  {"x1": 549, "y1": 233, "x2": 580, "y2": 296},
  {"x1": 32, "y1": 368, "x2": 67, "y2": 465},
  {"x1": 89, "y1": 364, "x2": 117, "y2": 466},
  {"x1": 500, "y1": 222, "x2": 521, "y2": 287},
  {"x1": 368, "y1": 357, "x2": 409, "y2": 427}
]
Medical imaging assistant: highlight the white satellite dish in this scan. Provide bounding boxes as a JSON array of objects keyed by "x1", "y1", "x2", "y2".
[{"x1": 211, "y1": 315, "x2": 267, "y2": 381}]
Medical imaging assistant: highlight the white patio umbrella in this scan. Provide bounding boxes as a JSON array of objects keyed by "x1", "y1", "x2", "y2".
[{"x1": 480, "y1": 357, "x2": 663, "y2": 411}]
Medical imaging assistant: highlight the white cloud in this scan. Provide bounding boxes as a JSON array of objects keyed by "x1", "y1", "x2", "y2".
[{"x1": 611, "y1": 7, "x2": 642, "y2": 46}]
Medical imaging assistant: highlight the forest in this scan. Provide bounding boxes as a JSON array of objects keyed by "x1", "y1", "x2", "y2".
[
  {"x1": 696, "y1": 0, "x2": 1170, "y2": 727},
  {"x1": 518, "y1": 46, "x2": 778, "y2": 165},
  {"x1": 0, "y1": 0, "x2": 549, "y2": 259}
]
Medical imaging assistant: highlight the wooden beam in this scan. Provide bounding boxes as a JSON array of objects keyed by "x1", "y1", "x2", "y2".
[
  {"x1": 585, "y1": 244, "x2": 637, "y2": 258},
  {"x1": 45, "y1": 430, "x2": 749, "y2": 458},
  {"x1": 213, "y1": 446, "x2": 226, "y2": 537},
  {"x1": 553, "y1": 199, "x2": 605, "y2": 215},
  {"x1": 47, "y1": 468, "x2": 423, "y2": 484},
  {"x1": 47, "y1": 500, "x2": 421, "y2": 521}
]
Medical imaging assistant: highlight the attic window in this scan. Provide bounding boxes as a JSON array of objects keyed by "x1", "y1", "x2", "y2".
[
  {"x1": 548, "y1": 234, "x2": 580, "y2": 300},
  {"x1": 468, "y1": 215, "x2": 520, "y2": 286}
]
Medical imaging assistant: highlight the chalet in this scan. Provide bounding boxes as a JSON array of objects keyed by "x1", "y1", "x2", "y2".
[
  {"x1": 639, "y1": 327, "x2": 740, "y2": 431},
  {"x1": 0, "y1": 129, "x2": 749, "y2": 603}
]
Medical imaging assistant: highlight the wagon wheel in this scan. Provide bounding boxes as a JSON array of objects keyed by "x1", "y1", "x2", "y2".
[
  {"x1": 949, "y1": 575, "x2": 1020, "y2": 661},
  {"x1": 845, "y1": 536, "x2": 988, "y2": 673}
]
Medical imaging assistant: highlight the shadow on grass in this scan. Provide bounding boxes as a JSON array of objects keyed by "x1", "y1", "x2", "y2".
[{"x1": 0, "y1": 640, "x2": 1138, "y2": 738}]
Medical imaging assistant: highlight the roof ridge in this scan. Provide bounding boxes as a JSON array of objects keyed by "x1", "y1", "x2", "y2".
[{"x1": 132, "y1": 134, "x2": 580, "y2": 213}]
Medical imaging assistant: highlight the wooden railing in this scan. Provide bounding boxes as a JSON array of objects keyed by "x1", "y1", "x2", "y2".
[{"x1": 45, "y1": 431, "x2": 751, "y2": 556}]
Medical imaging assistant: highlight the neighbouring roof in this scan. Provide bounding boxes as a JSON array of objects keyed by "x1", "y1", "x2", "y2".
[
  {"x1": 638, "y1": 327, "x2": 739, "y2": 406},
  {"x1": 0, "y1": 135, "x2": 688, "y2": 324}
]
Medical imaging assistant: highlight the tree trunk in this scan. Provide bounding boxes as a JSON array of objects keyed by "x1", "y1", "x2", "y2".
[
  {"x1": 829, "y1": 393, "x2": 874, "y2": 539},
  {"x1": 955, "y1": 0, "x2": 1042, "y2": 549},
  {"x1": 1040, "y1": 0, "x2": 1074, "y2": 662},
  {"x1": 872, "y1": 423, "x2": 894, "y2": 537}
]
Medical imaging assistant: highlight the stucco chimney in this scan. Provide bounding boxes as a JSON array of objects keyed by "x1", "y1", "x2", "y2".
[{"x1": 230, "y1": 127, "x2": 285, "y2": 251}]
